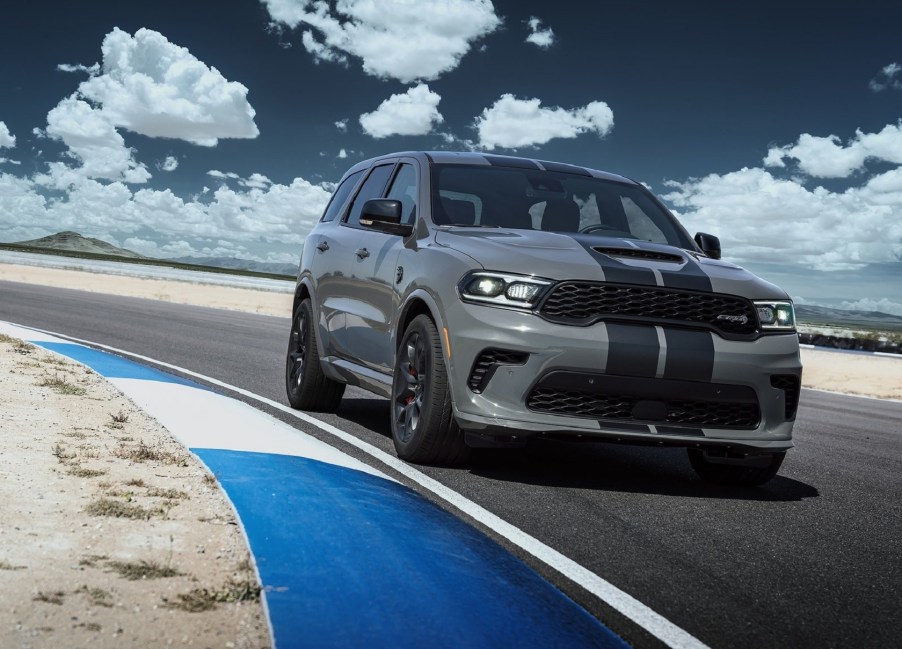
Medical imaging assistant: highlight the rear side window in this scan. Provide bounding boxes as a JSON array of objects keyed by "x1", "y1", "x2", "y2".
[
  {"x1": 345, "y1": 164, "x2": 394, "y2": 227},
  {"x1": 321, "y1": 170, "x2": 363, "y2": 222}
]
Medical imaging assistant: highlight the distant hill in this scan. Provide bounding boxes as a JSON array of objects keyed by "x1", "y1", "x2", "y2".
[
  {"x1": 795, "y1": 305, "x2": 902, "y2": 332},
  {"x1": 13, "y1": 231, "x2": 145, "y2": 259},
  {"x1": 169, "y1": 256, "x2": 298, "y2": 277}
]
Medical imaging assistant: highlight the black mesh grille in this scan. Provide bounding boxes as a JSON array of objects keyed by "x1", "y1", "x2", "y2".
[
  {"x1": 468, "y1": 349, "x2": 529, "y2": 393},
  {"x1": 593, "y1": 248, "x2": 685, "y2": 263},
  {"x1": 538, "y1": 282, "x2": 758, "y2": 337},
  {"x1": 770, "y1": 374, "x2": 801, "y2": 419},
  {"x1": 526, "y1": 387, "x2": 760, "y2": 429}
]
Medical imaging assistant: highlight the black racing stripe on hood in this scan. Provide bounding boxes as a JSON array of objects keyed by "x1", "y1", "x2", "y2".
[
  {"x1": 605, "y1": 323, "x2": 659, "y2": 378},
  {"x1": 659, "y1": 256, "x2": 713, "y2": 292},
  {"x1": 662, "y1": 329, "x2": 715, "y2": 382},
  {"x1": 567, "y1": 234, "x2": 657, "y2": 286}
]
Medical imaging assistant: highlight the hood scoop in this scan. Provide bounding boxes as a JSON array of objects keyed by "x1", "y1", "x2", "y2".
[{"x1": 593, "y1": 247, "x2": 685, "y2": 264}]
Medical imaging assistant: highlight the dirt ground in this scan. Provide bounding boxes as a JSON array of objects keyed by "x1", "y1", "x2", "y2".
[{"x1": 0, "y1": 335, "x2": 270, "y2": 649}]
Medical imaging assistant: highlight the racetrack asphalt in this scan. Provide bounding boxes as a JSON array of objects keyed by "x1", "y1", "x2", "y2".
[{"x1": 2, "y1": 280, "x2": 900, "y2": 649}]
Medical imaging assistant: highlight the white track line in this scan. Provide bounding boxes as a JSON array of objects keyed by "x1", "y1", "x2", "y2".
[{"x1": 12, "y1": 322, "x2": 710, "y2": 649}]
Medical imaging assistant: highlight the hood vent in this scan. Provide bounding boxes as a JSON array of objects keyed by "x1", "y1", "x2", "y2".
[{"x1": 593, "y1": 247, "x2": 685, "y2": 264}]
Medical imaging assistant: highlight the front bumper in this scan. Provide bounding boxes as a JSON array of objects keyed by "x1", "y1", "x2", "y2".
[{"x1": 444, "y1": 302, "x2": 802, "y2": 452}]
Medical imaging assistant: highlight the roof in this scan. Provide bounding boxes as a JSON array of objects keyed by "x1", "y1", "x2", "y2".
[{"x1": 343, "y1": 151, "x2": 634, "y2": 185}]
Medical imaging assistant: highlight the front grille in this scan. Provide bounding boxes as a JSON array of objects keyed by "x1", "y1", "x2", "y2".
[
  {"x1": 770, "y1": 374, "x2": 801, "y2": 419},
  {"x1": 538, "y1": 282, "x2": 758, "y2": 338},
  {"x1": 468, "y1": 349, "x2": 529, "y2": 393},
  {"x1": 594, "y1": 248, "x2": 685, "y2": 263},
  {"x1": 527, "y1": 388, "x2": 760, "y2": 429},
  {"x1": 526, "y1": 372, "x2": 761, "y2": 430}
]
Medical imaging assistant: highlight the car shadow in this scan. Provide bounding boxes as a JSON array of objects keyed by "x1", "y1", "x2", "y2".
[
  {"x1": 466, "y1": 440, "x2": 819, "y2": 502},
  {"x1": 335, "y1": 397, "x2": 818, "y2": 502}
]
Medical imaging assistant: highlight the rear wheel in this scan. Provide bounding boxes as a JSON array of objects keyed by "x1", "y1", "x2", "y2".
[
  {"x1": 391, "y1": 315, "x2": 468, "y2": 465},
  {"x1": 687, "y1": 448, "x2": 785, "y2": 486},
  {"x1": 285, "y1": 298, "x2": 344, "y2": 411}
]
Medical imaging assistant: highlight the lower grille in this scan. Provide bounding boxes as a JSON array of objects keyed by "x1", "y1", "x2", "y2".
[
  {"x1": 770, "y1": 374, "x2": 801, "y2": 419},
  {"x1": 526, "y1": 372, "x2": 761, "y2": 429},
  {"x1": 468, "y1": 349, "x2": 529, "y2": 393}
]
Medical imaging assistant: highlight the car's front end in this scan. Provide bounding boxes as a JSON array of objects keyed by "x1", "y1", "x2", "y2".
[{"x1": 437, "y1": 242, "x2": 801, "y2": 455}]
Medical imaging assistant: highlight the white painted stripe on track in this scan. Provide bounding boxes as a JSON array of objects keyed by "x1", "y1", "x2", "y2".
[
  {"x1": 110, "y1": 378, "x2": 392, "y2": 480},
  {"x1": 6, "y1": 321, "x2": 711, "y2": 649}
]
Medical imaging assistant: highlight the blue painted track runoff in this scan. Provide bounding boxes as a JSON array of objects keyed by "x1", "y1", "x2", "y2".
[{"x1": 20, "y1": 332, "x2": 628, "y2": 648}]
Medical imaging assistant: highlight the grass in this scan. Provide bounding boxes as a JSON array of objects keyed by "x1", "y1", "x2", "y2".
[
  {"x1": 1, "y1": 336, "x2": 34, "y2": 355},
  {"x1": 67, "y1": 465, "x2": 107, "y2": 478},
  {"x1": 164, "y1": 576, "x2": 261, "y2": 612},
  {"x1": 110, "y1": 410, "x2": 130, "y2": 424},
  {"x1": 107, "y1": 559, "x2": 183, "y2": 581},
  {"x1": 146, "y1": 487, "x2": 189, "y2": 500},
  {"x1": 84, "y1": 498, "x2": 163, "y2": 520},
  {"x1": 78, "y1": 555, "x2": 108, "y2": 568},
  {"x1": 51, "y1": 443, "x2": 76, "y2": 462},
  {"x1": 39, "y1": 373, "x2": 87, "y2": 396},
  {"x1": 33, "y1": 591, "x2": 65, "y2": 605},
  {"x1": 75, "y1": 585, "x2": 114, "y2": 607},
  {"x1": 0, "y1": 560, "x2": 26, "y2": 570},
  {"x1": 113, "y1": 441, "x2": 186, "y2": 465},
  {"x1": 124, "y1": 478, "x2": 146, "y2": 487}
]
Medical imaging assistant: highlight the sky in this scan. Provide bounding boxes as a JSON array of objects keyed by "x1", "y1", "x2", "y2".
[{"x1": 0, "y1": 0, "x2": 900, "y2": 314}]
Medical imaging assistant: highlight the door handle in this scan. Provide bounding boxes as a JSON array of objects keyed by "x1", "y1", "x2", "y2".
[
  {"x1": 355, "y1": 248, "x2": 370, "y2": 259},
  {"x1": 316, "y1": 241, "x2": 329, "y2": 252}
]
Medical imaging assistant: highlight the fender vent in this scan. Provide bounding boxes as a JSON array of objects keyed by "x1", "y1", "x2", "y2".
[
  {"x1": 469, "y1": 349, "x2": 529, "y2": 393},
  {"x1": 770, "y1": 375, "x2": 801, "y2": 419}
]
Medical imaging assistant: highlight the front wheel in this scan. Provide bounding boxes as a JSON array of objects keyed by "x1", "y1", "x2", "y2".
[
  {"x1": 391, "y1": 315, "x2": 468, "y2": 465},
  {"x1": 687, "y1": 448, "x2": 785, "y2": 487},
  {"x1": 285, "y1": 298, "x2": 345, "y2": 411}
]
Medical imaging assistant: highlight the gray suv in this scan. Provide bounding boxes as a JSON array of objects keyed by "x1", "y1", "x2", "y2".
[{"x1": 286, "y1": 151, "x2": 801, "y2": 486}]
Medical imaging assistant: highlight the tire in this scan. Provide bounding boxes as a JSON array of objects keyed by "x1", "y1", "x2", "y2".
[
  {"x1": 391, "y1": 315, "x2": 469, "y2": 465},
  {"x1": 687, "y1": 448, "x2": 785, "y2": 487},
  {"x1": 285, "y1": 298, "x2": 345, "y2": 411}
]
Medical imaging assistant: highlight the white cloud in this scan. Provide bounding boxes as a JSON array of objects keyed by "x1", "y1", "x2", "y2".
[
  {"x1": 359, "y1": 84, "x2": 444, "y2": 138},
  {"x1": 334, "y1": 118, "x2": 348, "y2": 132},
  {"x1": 57, "y1": 62, "x2": 100, "y2": 75},
  {"x1": 525, "y1": 17, "x2": 555, "y2": 48},
  {"x1": 207, "y1": 169, "x2": 240, "y2": 180},
  {"x1": 474, "y1": 94, "x2": 614, "y2": 149},
  {"x1": 41, "y1": 97, "x2": 150, "y2": 184},
  {"x1": 76, "y1": 27, "x2": 258, "y2": 146},
  {"x1": 764, "y1": 122, "x2": 902, "y2": 178},
  {"x1": 0, "y1": 168, "x2": 331, "y2": 260},
  {"x1": 262, "y1": 0, "x2": 501, "y2": 82},
  {"x1": 869, "y1": 62, "x2": 902, "y2": 92},
  {"x1": 0, "y1": 121, "x2": 15, "y2": 148},
  {"x1": 663, "y1": 164, "x2": 902, "y2": 272},
  {"x1": 338, "y1": 148, "x2": 347, "y2": 158},
  {"x1": 159, "y1": 156, "x2": 179, "y2": 172},
  {"x1": 240, "y1": 173, "x2": 272, "y2": 189}
]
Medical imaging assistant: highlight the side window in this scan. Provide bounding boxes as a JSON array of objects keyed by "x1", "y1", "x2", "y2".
[
  {"x1": 320, "y1": 170, "x2": 363, "y2": 222},
  {"x1": 386, "y1": 164, "x2": 418, "y2": 225},
  {"x1": 345, "y1": 164, "x2": 394, "y2": 227}
]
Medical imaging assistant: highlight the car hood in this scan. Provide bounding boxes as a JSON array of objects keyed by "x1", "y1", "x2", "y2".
[{"x1": 433, "y1": 229, "x2": 789, "y2": 299}]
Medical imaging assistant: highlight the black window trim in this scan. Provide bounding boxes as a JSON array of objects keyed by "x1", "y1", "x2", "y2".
[{"x1": 339, "y1": 160, "x2": 399, "y2": 230}]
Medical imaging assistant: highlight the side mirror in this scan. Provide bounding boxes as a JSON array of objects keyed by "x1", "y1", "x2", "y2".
[
  {"x1": 360, "y1": 199, "x2": 413, "y2": 236},
  {"x1": 694, "y1": 232, "x2": 721, "y2": 260}
]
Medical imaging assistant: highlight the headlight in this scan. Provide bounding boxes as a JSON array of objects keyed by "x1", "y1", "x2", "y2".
[
  {"x1": 754, "y1": 300, "x2": 796, "y2": 331},
  {"x1": 458, "y1": 271, "x2": 552, "y2": 309}
]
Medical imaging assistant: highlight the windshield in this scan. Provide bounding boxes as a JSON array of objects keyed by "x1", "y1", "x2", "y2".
[{"x1": 431, "y1": 164, "x2": 693, "y2": 249}]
